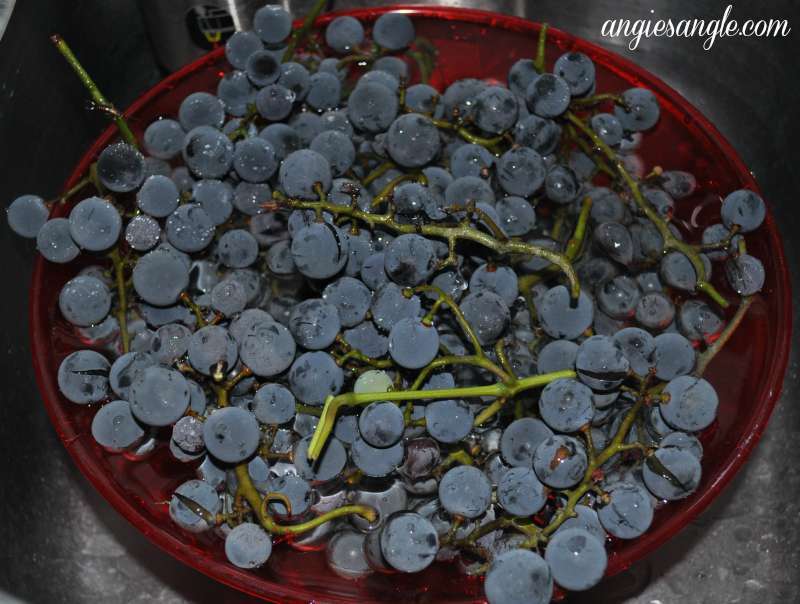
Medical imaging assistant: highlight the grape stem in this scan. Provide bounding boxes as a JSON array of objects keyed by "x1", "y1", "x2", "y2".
[
  {"x1": 534, "y1": 23, "x2": 549, "y2": 73},
  {"x1": 306, "y1": 369, "x2": 576, "y2": 460},
  {"x1": 564, "y1": 111, "x2": 730, "y2": 309},
  {"x1": 695, "y1": 295, "x2": 755, "y2": 376},
  {"x1": 51, "y1": 35, "x2": 138, "y2": 148},
  {"x1": 570, "y1": 93, "x2": 625, "y2": 108},
  {"x1": 275, "y1": 196, "x2": 581, "y2": 301},
  {"x1": 212, "y1": 367, "x2": 253, "y2": 408},
  {"x1": 108, "y1": 248, "x2": 130, "y2": 354},
  {"x1": 282, "y1": 0, "x2": 328, "y2": 63},
  {"x1": 232, "y1": 464, "x2": 377, "y2": 535}
]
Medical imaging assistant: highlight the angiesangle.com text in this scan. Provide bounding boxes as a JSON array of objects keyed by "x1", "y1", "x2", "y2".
[{"x1": 601, "y1": 4, "x2": 790, "y2": 50}]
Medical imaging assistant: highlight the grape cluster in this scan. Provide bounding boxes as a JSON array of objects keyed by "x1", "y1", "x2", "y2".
[{"x1": 8, "y1": 8, "x2": 769, "y2": 604}]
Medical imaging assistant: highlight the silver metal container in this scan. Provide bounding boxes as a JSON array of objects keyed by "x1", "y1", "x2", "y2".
[{"x1": 138, "y1": 0, "x2": 289, "y2": 72}]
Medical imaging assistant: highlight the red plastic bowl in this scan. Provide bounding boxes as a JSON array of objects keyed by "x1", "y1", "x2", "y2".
[{"x1": 30, "y1": 6, "x2": 792, "y2": 603}]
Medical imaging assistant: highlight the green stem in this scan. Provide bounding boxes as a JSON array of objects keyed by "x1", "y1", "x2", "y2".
[
  {"x1": 412, "y1": 285, "x2": 484, "y2": 356},
  {"x1": 534, "y1": 23, "x2": 549, "y2": 73},
  {"x1": 695, "y1": 296, "x2": 755, "y2": 375},
  {"x1": 307, "y1": 369, "x2": 575, "y2": 460},
  {"x1": 570, "y1": 93, "x2": 624, "y2": 108},
  {"x1": 281, "y1": 197, "x2": 581, "y2": 300},
  {"x1": 361, "y1": 161, "x2": 395, "y2": 187},
  {"x1": 282, "y1": 0, "x2": 327, "y2": 63},
  {"x1": 565, "y1": 111, "x2": 729, "y2": 309},
  {"x1": 108, "y1": 248, "x2": 130, "y2": 353},
  {"x1": 51, "y1": 35, "x2": 138, "y2": 148}
]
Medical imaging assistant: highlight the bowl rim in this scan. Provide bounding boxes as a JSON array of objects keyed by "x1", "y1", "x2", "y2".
[{"x1": 29, "y1": 4, "x2": 793, "y2": 602}]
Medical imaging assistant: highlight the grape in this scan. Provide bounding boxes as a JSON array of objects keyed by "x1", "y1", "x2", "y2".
[
  {"x1": 556, "y1": 504, "x2": 607, "y2": 543},
  {"x1": 382, "y1": 233, "x2": 436, "y2": 286},
  {"x1": 122, "y1": 214, "x2": 159, "y2": 252},
  {"x1": 539, "y1": 378, "x2": 594, "y2": 432},
  {"x1": 288, "y1": 299, "x2": 340, "y2": 350},
  {"x1": 347, "y1": 82, "x2": 399, "y2": 133},
  {"x1": 643, "y1": 446, "x2": 702, "y2": 500},
  {"x1": 360, "y1": 254, "x2": 388, "y2": 291},
  {"x1": 721, "y1": 189, "x2": 765, "y2": 232},
  {"x1": 171, "y1": 166, "x2": 195, "y2": 193},
  {"x1": 585, "y1": 187, "x2": 625, "y2": 224},
  {"x1": 132, "y1": 248, "x2": 190, "y2": 306},
  {"x1": 151, "y1": 323, "x2": 191, "y2": 365},
  {"x1": 327, "y1": 530, "x2": 372, "y2": 579},
  {"x1": 500, "y1": 417, "x2": 553, "y2": 467},
  {"x1": 554, "y1": 52, "x2": 595, "y2": 96},
  {"x1": 144, "y1": 119, "x2": 185, "y2": 160},
  {"x1": 320, "y1": 109, "x2": 355, "y2": 137},
  {"x1": 597, "y1": 481, "x2": 654, "y2": 539},
  {"x1": 325, "y1": 15, "x2": 364, "y2": 53},
  {"x1": 526, "y1": 74, "x2": 571, "y2": 118},
  {"x1": 385, "y1": 114, "x2": 440, "y2": 169},
  {"x1": 358, "y1": 401, "x2": 404, "y2": 448},
  {"x1": 57, "y1": 350, "x2": 110, "y2": 404},
  {"x1": 537, "y1": 339, "x2": 578, "y2": 374},
  {"x1": 461, "y1": 290, "x2": 510, "y2": 345},
  {"x1": 190, "y1": 179, "x2": 233, "y2": 226},
  {"x1": 533, "y1": 434, "x2": 587, "y2": 488},
  {"x1": 319, "y1": 277, "x2": 370, "y2": 328},
  {"x1": 225, "y1": 30, "x2": 263, "y2": 70},
  {"x1": 613, "y1": 327, "x2": 655, "y2": 376},
  {"x1": 484, "y1": 549, "x2": 553, "y2": 604},
  {"x1": 239, "y1": 319, "x2": 296, "y2": 377},
  {"x1": 294, "y1": 435, "x2": 348, "y2": 484},
  {"x1": 217, "y1": 71, "x2": 255, "y2": 117},
  {"x1": 391, "y1": 181, "x2": 433, "y2": 217},
  {"x1": 507, "y1": 58, "x2": 539, "y2": 96},
  {"x1": 635, "y1": 291, "x2": 675, "y2": 331},
  {"x1": 653, "y1": 332, "x2": 695, "y2": 380},
  {"x1": 252, "y1": 382, "x2": 295, "y2": 425},
  {"x1": 442, "y1": 78, "x2": 486, "y2": 120},
  {"x1": 187, "y1": 325, "x2": 237, "y2": 376},
  {"x1": 183, "y1": 126, "x2": 234, "y2": 179},
  {"x1": 229, "y1": 309, "x2": 273, "y2": 343},
  {"x1": 658, "y1": 170, "x2": 696, "y2": 199},
  {"x1": 398, "y1": 437, "x2": 441, "y2": 481},
  {"x1": 108, "y1": 351, "x2": 155, "y2": 400},
  {"x1": 276, "y1": 62, "x2": 311, "y2": 103},
  {"x1": 357, "y1": 70, "x2": 400, "y2": 94},
  {"x1": 497, "y1": 147, "x2": 545, "y2": 197},
  {"x1": 214, "y1": 229, "x2": 257, "y2": 269},
  {"x1": 259, "y1": 123, "x2": 301, "y2": 162},
  {"x1": 641, "y1": 187, "x2": 674, "y2": 219},
  {"x1": 255, "y1": 83, "x2": 295, "y2": 122},
  {"x1": 593, "y1": 221, "x2": 633, "y2": 266},
  {"x1": 202, "y1": 406, "x2": 260, "y2": 463},
  {"x1": 614, "y1": 87, "x2": 660, "y2": 132},
  {"x1": 660, "y1": 251, "x2": 697, "y2": 291},
  {"x1": 675, "y1": 300, "x2": 720, "y2": 342},
  {"x1": 591, "y1": 112, "x2": 623, "y2": 146},
  {"x1": 514, "y1": 114, "x2": 561, "y2": 155},
  {"x1": 425, "y1": 399, "x2": 473, "y2": 444},
  {"x1": 304, "y1": 72, "x2": 340, "y2": 112},
  {"x1": 660, "y1": 431, "x2": 703, "y2": 460},
  {"x1": 700, "y1": 223, "x2": 740, "y2": 261},
  {"x1": 473, "y1": 86, "x2": 518, "y2": 134},
  {"x1": 66, "y1": 196, "x2": 121, "y2": 252},
  {"x1": 7, "y1": 194, "x2": 48, "y2": 238},
  {"x1": 225, "y1": 522, "x2": 272, "y2": 569},
  {"x1": 279, "y1": 149, "x2": 332, "y2": 199},
  {"x1": 576, "y1": 257, "x2": 618, "y2": 293},
  {"x1": 379, "y1": 512, "x2": 438, "y2": 573},
  {"x1": 351, "y1": 435, "x2": 404, "y2": 477},
  {"x1": 226, "y1": 268, "x2": 262, "y2": 305},
  {"x1": 538, "y1": 286, "x2": 594, "y2": 340},
  {"x1": 445, "y1": 175, "x2": 495, "y2": 207},
  {"x1": 725, "y1": 254, "x2": 765, "y2": 295},
  {"x1": 404, "y1": 84, "x2": 444, "y2": 119},
  {"x1": 373, "y1": 12, "x2": 415, "y2": 50},
  {"x1": 178, "y1": 92, "x2": 225, "y2": 131},
  {"x1": 597, "y1": 275, "x2": 641, "y2": 319},
  {"x1": 308, "y1": 130, "x2": 355, "y2": 179},
  {"x1": 495, "y1": 196, "x2": 536, "y2": 237},
  {"x1": 386, "y1": 317, "x2": 438, "y2": 369},
  {"x1": 288, "y1": 351, "x2": 343, "y2": 405},
  {"x1": 497, "y1": 467, "x2": 547, "y2": 516},
  {"x1": 58, "y1": 275, "x2": 111, "y2": 327},
  {"x1": 129, "y1": 365, "x2": 190, "y2": 427},
  {"x1": 165, "y1": 203, "x2": 215, "y2": 253},
  {"x1": 172, "y1": 415, "x2": 205, "y2": 455},
  {"x1": 210, "y1": 280, "x2": 247, "y2": 317},
  {"x1": 290, "y1": 222, "x2": 349, "y2": 280},
  {"x1": 343, "y1": 322, "x2": 388, "y2": 359},
  {"x1": 438, "y1": 465, "x2": 492, "y2": 519},
  {"x1": 544, "y1": 164, "x2": 579, "y2": 205},
  {"x1": 370, "y1": 282, "x2": 421, "y2": 332},
  {"x1": 169, "y1": 479, "x2": 220, "y2": 533},
  {"x1": 253, "y1": 5, "x2": 291, "y2": 44},
  {"x1": 91, "y1": 399, "x2": 145, "y2": 452},
  {"x1": 469, "y1": 264, "x2": 519, "y2": 307},
  {"x1": 233, "y1": 137, "x2": 278, "y2": 184},
  {"x1": 544, "y1": 527, "x2": 607, "y2": 591},
  {"x1": 661, "y1": 375, "x2": 718, "y2": 432},
  {"x1": 96, "y1": 142, "x2": 145, "y2": 193}
]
